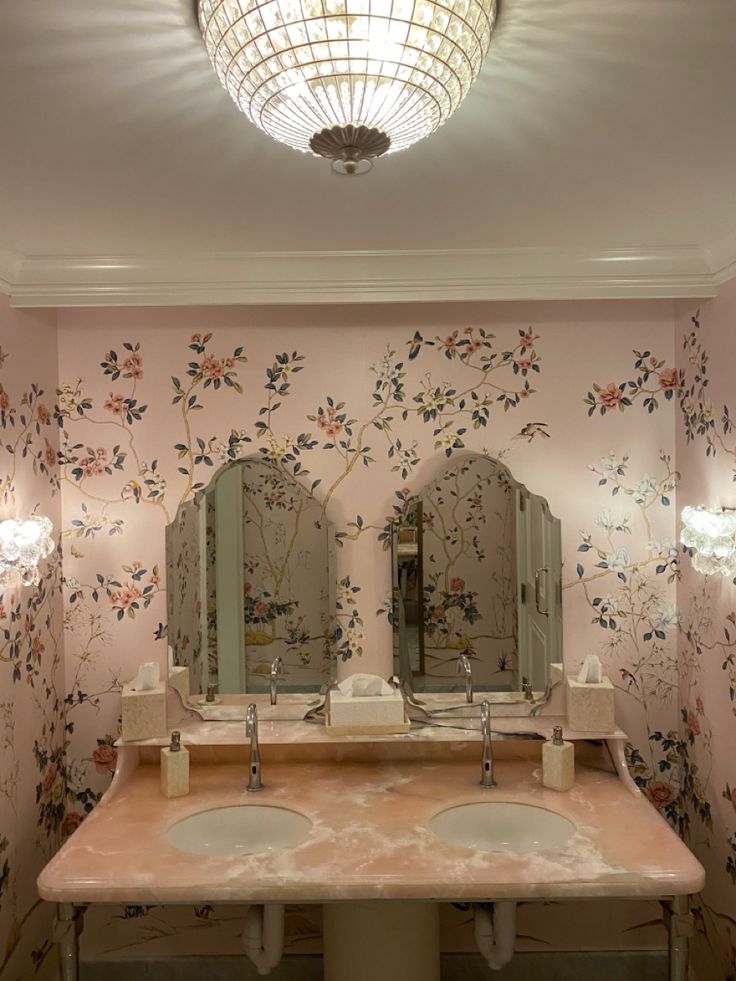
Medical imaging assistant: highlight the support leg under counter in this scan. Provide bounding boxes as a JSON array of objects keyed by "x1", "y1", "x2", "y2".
[
  {"x1": 665, "y1": 894, "x2": 694, "y2": 981},
  {"x1": 323, "y1": 902, "x2": 440, "y2": 981},
  {"x1": 53, "y1": 903, "x2": 85, "y2": 981}
]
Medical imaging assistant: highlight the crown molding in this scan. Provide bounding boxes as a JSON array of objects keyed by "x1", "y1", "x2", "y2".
[
  {"x1": 0, "y1": 241, "x2": 731, "y2": 307},
  {"x1": 705, "y1": 230, "x2": 736, "y2": 286},
  {"x1": 0, "y1": 246, "x2": 22, "y2": 296}
]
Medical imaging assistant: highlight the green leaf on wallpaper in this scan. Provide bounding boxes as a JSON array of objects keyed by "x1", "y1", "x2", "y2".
[{"x1": 576, "y1": 563, "x2": 584, "y2": 578}]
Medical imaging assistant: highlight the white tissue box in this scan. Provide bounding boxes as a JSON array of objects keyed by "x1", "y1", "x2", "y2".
[
  {"x1": 328, "y1": 690, "x2": 409, "y2": 734},
  {"x1": 121, "y1": 682, "x2": 167, "y2": 741},
  {"x1": 566, "y1": 676, "x2": 615, "y2": 733}
]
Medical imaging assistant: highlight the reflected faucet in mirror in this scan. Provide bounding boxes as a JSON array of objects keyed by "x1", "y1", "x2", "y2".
[
  {"x1": 457, "y1": 653, "x2": 473, "y2": 703},
  {"x1": 270, "y1": 656, "x2": 284, "y2": 705}
]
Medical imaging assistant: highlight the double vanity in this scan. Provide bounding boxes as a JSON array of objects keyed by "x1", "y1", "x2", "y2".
[
  {"x1": 38, "y1": 703, "x2": 704, "y2": 981},
  {"x1": 37, "y1": 452, "x2": 704, "y2": 979}
]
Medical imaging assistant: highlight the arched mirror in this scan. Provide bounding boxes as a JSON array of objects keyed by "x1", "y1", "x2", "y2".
[
  {"x1": 166, "y1": 458, "x2": 335, "y2": 705},
  {"x1": 392, "y1": 454, "x2": 562, "y2": 701}
]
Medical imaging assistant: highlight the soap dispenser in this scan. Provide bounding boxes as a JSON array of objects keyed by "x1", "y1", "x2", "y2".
[
  {"x1": 160, "y1": 730, "x2": 189, "y2": 799},
  {"x1": 542, "y1": 726, "x2": 575, "y2": 792}
]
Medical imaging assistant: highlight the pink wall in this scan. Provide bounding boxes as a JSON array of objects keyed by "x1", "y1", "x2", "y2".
[
  {"x1": 0, "y1": 295, "x2": 64, "y2": 977},
  {"x1": 54, "y1": 299, "x2": 682, "y2": 956},
  {"x1": 9, "y1": 290, "x2": 736, "y2": 970},
  {"x1": 676, "y1": 279, "x2": 736, "y2": 980}
]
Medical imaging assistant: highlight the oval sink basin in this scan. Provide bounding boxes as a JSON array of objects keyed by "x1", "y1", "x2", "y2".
[
  {"x1": 167, "y1": 805, "x2": 312, "y2": 857},
  {"x1": 429, "y1": 802, "x2": 575, "y2": 854}
]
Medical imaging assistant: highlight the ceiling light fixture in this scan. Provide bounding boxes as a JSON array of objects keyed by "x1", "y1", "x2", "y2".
[
  {"x1": 198, "y1": 0, "x2": 497, "y2": 174},
  {"x1": 680, "y1": 505, "x2": 736, "y2": 577}
]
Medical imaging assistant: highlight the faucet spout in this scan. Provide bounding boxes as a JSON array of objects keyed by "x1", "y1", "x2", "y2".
[
  {"x1": 457, "y1": 653, "x2": 473, "y2": 704},
  {"x1": 480, "y1": 700, "x2": 495, "y2": 788},
  {"x1": 270, "y1": 656, "x2": 284, "y2": 706},
  {"x1": 245, "y1": 703, "x2": 263, "y2": 791}
]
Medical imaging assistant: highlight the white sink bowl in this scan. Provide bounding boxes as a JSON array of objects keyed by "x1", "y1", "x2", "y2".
[
  {"x1": 167, "y1": 805, "x2": 312, "y2": 857},
  {"x1": 429, "y1": 802, "x2": 575, "y2": 854}
]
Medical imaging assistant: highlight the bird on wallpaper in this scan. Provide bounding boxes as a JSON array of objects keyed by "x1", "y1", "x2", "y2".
[
  {"x1": 514, "y1": 422, "x2": 550, "y2": 443},
  {"x1": 121, "y1": 480, "x2": 142, "y2": 503},
  {"x1": 619, "y1": 668, "x2": 640, "y2": 692},
  {"x1": 407, "y1": 331, "x2": 424, "y2": 360}
]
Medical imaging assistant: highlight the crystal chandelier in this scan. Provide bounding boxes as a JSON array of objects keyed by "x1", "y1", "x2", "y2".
[
  {"x1": 198, "y1": 0, "x2": 497, "y2": 173},
  {"x1": 0, "y1": 516, "x2": 55, "y2": 589},
  {"x1": 680, "y1": 505, "x2": 736, "y2": 577}
]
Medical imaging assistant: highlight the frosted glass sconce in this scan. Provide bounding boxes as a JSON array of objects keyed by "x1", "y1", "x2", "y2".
[
  {"x1": 680, "y1": 505, "x2": 736, "y2": 576},
  {"x1": 0, "y1": 515, "x2": 55, "y2": 588}
]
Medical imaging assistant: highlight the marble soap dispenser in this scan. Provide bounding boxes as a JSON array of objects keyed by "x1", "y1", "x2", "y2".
[
  {"x1": 161, "y1": 730, "x2": 189, "y2": 799},
  {"x1": 542, "y1": 726, "x2": 575, "y2": 792}
]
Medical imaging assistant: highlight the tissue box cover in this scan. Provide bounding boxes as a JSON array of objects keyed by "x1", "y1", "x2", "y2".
[
  {"x1": 329, "y1": 690, "x2": 406, "y2": 729},
  {"x1": 121, "y1": 682, "x2": 167, "y2": 741},
  {"x1": 566, "y1": 676, "x2": 615, "y2": 732},
  {"x1": 168, "y1": 665, "x2": 189, "y2": 701}
]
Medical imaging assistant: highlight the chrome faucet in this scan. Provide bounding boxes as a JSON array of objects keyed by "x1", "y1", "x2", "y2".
[
  {"x1": 270, "y1": 656, "x2": 284, "y2": 706},
  {"x1": 245, "y1": 703, "x2": 263, "y2": 791},
  {"x1": 457, "y1": 653, "x2": 473, "y2": 703},
  {"x1": 480, "y1": 700, "x2": 495, "y2": 788}
]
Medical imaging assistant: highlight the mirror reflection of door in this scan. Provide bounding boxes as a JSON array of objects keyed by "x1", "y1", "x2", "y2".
[
  {"x1": 396, "y1": 500, "x2": 424, "y2": 678},
  {"x1": 391, "y1": 454, "x2": 562, "y2": 697},
  {"x1": 516, "y1": 488, "x2": 562, "y2": 692}
]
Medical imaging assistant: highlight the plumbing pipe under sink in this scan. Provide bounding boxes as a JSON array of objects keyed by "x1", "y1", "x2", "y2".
[
  {"x1": 242, "y1": 903, "x2": 284, "y2": 975},
  {"x1": 473, "y1": 901, "x2": 517, "y2": 971}
]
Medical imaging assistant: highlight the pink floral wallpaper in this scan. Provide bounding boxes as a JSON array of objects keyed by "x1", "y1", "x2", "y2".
[
  {"x1": 0, "y1": 296, "x2": 63, "y2": 978},
  {"x1": 675, "y1": 279, "x2": 736, "y2": 981},
  {"x1": 2, "y1": 290, "x2": 734, "y2": 976},
  {"x1": 54, "y1": 300, "x2": 680, "y2": 958}
]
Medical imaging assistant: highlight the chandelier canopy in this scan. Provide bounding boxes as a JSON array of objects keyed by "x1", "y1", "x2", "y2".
[{"x1": 198, "y1": 0, "x2": 497, "y2": 172}]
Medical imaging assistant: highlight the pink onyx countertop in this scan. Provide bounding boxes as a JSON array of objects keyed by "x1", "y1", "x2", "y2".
[{"x1": 38, "y1": 757, "x2": 704, "y2": 905}]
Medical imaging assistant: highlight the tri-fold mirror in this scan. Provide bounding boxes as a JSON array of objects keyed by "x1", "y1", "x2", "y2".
[
  {"x1": 166, "y1": 458, "x2": 334, "y2": 705},
  {"x1": 391, "y1": 455, "x2": 562, "y2": 702}
]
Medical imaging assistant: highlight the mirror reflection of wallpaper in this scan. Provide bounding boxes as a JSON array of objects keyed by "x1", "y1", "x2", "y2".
[
  {"x1": 165, "y1": 500, "x2": 203, "y2": 688},
  {"x1": 240, "y1": 460, "x2": 332, "y2": 690},
  {"x1": 420, "y1": 457, "x2": 517, "y2": 688}
]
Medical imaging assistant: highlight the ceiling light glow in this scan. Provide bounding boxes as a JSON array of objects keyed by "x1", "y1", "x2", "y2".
[{"x1": 198, "y1": 0, "x2": 497, "y2": 172}]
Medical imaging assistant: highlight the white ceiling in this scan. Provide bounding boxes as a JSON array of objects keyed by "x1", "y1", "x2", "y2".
[{"x1": 1, "y1": 0, "x2": 735, "y2": 303}]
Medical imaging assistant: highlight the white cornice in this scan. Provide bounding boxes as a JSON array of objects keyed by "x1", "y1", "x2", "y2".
[
  {"x1": 0, "y1": 240, "x2": 732, "y2": 307},
  {"x1": 0, "y1": 246, "x2": 22, "y2": 296},
  {"x1": 705, "y1": 230, "x2": 736, "y2": 286}
]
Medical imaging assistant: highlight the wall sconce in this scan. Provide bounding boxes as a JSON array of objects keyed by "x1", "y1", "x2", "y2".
[
  {"x1": 680, "y1": 505, "x2": 736, "y2": 576},
  {"x1": 0, "y1": 515, "x2": 55, "y2": 588}
]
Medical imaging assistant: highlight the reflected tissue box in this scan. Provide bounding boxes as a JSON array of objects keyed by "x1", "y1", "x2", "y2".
[{"x1": 566, "y1": 676, "x2": 615, "y2": 733}]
